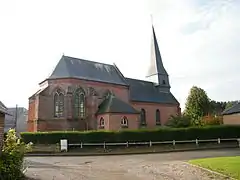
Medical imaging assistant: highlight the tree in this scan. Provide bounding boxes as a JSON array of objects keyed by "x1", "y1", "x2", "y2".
[
  {"x1": 225, "y1": 101, "x2": 239, "y2": 110},
  {"x1": 184, "y1": 86, "x2": 210, "y2": 123},
  {"x1": 166, "y1": 114, "x2": 192, "y2": 128},
  {"x1": 209, "y1": 100, "x2": 226, "y2": 115}
]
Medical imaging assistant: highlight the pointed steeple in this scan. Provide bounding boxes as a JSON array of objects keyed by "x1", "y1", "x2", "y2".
[{"x1": 146, "y1": 25, "x2": 171, "y2": 92}]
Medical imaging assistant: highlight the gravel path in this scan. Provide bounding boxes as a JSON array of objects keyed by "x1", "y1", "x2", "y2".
[{"x1": 25, "y1": 149, "x2": 239, "y2": 180}]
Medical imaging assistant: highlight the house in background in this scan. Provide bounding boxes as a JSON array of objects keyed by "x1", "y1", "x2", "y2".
[
  {"x1": 0, "y1": 101, "x2": 8, "y2": 150},
  {"x1": 4, "y1": 107, "x2": 28, "y2": 133},
  {"x1": 222, "y1": 103, "x2": 240, "y2": 125},
  {"x1": 28, "y1": 25, "x2": 181, "y2": 132}
]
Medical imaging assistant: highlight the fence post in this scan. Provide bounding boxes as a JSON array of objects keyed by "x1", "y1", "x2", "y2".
[
  {"x1": 173, "y1": 140, "x2": 175, "y2": 146},
  {"x1": 218, "y1": 138, "x2": 221, "y2": 144},
  {"x1": 80, "y1": 142, "x2": 83, "y2": 149},
  {"x1": 103, "y1": 142, "x2": 106, "y2": 149},
  {"x1": 126, "y1": 142, "x2": 129, "y2": 148},
  {"x1": 149, "y1": 141, "x2": 152, "y2": 147},
  {"x1": 196, "y1": 139, "x2": 199, "y2": 146},
  {"x1": 238, "y1": 139, "x2": 240, "y2": 148}
]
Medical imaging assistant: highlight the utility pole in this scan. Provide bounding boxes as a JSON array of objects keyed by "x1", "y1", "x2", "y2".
[{"x1": 14, "y1": 104, "x2": 18, "y2": 131}]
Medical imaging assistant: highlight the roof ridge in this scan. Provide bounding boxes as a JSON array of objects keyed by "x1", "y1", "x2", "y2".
[
  {"x1": 62, "y1": 56, "x2": 73, "y2": 77},
  {"x1": 63, "y1": 55, "x2": 114, "y2": 67},
  {"x1": 113, "y1": 63, "x2": 129, "y2": 85}
]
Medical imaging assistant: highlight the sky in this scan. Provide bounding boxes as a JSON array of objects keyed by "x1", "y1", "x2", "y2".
[{"x1": 0, "y1": 0, "x2": 239, "y2": 110}]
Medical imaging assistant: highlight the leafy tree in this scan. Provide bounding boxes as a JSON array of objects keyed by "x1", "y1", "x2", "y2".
[
  {"x1": 225, "y1": 101, "x2": 239, "y2": 110},
  {"x1": 209, "y1": 100, "x2": 226, "y2": 115},
  {"x1": 166, "y1": 114, "x2": 192, "y2": 128},
  {"x1": 184, "y1": 86, "x2": 210, "y2": 121}
]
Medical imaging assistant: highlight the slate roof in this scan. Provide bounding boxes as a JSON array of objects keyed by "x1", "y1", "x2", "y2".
[
  {"x1": 126, "y1": 78, "x2": 179, "y2": 105},
  {"x1": 222, "y1": 103, "x2": 240, "y2": 115},
  {"x1": 96, "y1": 95, "x2": 139, "y2": 115},
  {"x1": 48, "y1": 55, "x2": 128, "y2": 86}
]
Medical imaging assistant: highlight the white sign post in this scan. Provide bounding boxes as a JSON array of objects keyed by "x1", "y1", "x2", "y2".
[{"x1": 60, "y1": 139, "x2": 68, "y2": 152}]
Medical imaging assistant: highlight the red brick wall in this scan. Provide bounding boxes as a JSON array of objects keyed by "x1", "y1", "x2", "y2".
[
  {"x1": 33, "y1": 78, "x2": 130, "y2": 131},
  {"x1": 109, "y1": 114, "x2": 139, "y2": 130},
  {"x1": 223, "y1": 113, "x2": 240, "y2": 125},
  {"x1": 27, "y1": 98, "x2": 36, "y2": 132},
  {"x1": 47, "y1": 78, "x2": 129, "y2": 102},
  {"x1": 37, "y1": 119, "x2": 87, "y2": 131},
  {"x1": 97, "y1": 113, "x2": 139, "y2": 130},
  {"x1": 97, "y1": 114, "x2": 110, "y2": 130},
  {"x1": 28, "y1": 78, "x2": 180, "y2": 131},
  {"x1": 131, "y1": 102, "x2": 179, "y2": 128}
]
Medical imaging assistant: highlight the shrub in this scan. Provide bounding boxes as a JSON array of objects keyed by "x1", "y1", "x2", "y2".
[
  {"x1": 166, "y1": 114, "x2": 192, "y2": 128},
  {"x1": 201, "y1": 115, "x2": 223, "y2": 125},
  {"x1": 0, "y1": 129, "x2": 32, "y2": 180},
  {"x1": 21, "y1": 125, "x2": 240, "y2": 144}
]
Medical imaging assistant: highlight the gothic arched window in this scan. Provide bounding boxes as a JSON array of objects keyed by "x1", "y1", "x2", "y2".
[
  {"x1": 100, "y1": 117, "x2": 105, "y2": 128},
  {"x1": 156, "y1": 109, "x2": 161, "y2": 125},
  {"x1": 121, "y1": 116, "x2": 128, "y2": 127},
  {"x1": 54, "y1": 89, "x2": 64, "y2": 117},
  {"x1": 140, "y1": 109, "x2": 146, "y2": 125},
  {"x1": 74, "y1": 88, "x2": 85, "y2": 118}
]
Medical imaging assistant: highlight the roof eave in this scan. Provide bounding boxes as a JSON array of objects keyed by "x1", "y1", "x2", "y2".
[
  {"x1": 45, "y1": 77, "x2": 129, "y2": 87},
  {"x1": 130, "y1": 99, "x2": 178, "y2": 104},
  {"x1": 222, "y1": 112, "x2": 240, "y2": 116},
  {"x1": 96, "y1": 111, "x2": 140, "y2": 115}
]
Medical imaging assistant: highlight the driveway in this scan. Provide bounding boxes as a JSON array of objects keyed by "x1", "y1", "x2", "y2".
[{"x1": 25, "y1": 149, "x2": 240, "y2": 180}]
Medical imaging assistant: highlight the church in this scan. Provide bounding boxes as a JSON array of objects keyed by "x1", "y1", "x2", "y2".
[{"x1": 27, "y1": 26, "x2": 181, "y2": 132}]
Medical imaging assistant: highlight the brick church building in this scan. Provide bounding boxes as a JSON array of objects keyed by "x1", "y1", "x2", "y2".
[{"x1": 27, "y1": 26, "x2": 181, "y2": 132}]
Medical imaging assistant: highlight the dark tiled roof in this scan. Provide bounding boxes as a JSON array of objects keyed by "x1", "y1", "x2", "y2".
[
  {"x1": 126, "y1": 78, "x2": 179, "y2": 104},
  {"x1": 96, "y1": 95, "x2": 139, "y2": 115},
  {"x1": 222, "y1": 103, "x2": 240, "y2": 115},
  {"x1": 49, "y1": 55, "x2": 128, "y2": 86}
]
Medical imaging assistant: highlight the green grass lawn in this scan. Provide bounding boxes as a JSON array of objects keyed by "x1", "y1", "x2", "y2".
[{"x1": 189, "y1": 156, "x2": 240, "y2": 179}]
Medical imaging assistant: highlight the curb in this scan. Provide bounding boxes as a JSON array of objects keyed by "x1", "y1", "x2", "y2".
[
  {"x1": 185, "y1": 162, "x2": 236, "y2": 180},
  {"x1": 25, "y1": 146, "x2": 238, "y2": 157}
]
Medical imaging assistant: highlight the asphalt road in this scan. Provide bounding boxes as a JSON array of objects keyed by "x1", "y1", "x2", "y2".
[{"x1": 25, "y1": 149, "x2": 240, "y2": 180}]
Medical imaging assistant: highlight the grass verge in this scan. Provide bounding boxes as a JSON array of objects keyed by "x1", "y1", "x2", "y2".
[{"x1": 189, "y1": 156, "x2": 240, "y2": 179}]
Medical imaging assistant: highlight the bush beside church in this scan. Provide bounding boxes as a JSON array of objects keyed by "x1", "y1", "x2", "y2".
[
  {"x1": 21, "y1": 125, "x2": 240, "y2": 144},
  {"x1": 0, "y1": 129, "x2": 32, "y2": 180}
]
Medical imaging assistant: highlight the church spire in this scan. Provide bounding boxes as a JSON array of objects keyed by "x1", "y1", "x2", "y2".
[{"x1": 146, "y1": 25, "x2": 171, "y2": 92}]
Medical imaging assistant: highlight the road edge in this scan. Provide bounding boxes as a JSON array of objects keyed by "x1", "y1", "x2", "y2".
[
  {"x1": 184, "y1": 162, "x2": 236, "y2": 180},
  {"x1": 25, "y1": 146, "x2": 238, "y2": 157}
]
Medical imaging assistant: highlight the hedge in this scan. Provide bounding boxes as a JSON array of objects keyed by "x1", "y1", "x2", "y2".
[{"x1": 20, "y1": 125, "x2": 240, "y2": 144}]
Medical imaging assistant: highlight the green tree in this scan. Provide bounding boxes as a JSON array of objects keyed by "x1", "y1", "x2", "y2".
[
  {"x1": 209, "y1": 100, "x2": 226, "y2": 115},
  {"x1": 166, "y1": 114, "x2": 192, "y2": 128},
  {"x1": 184, "y1": 86, "x2": 210, "y2": 123},
  {"x1": 225, "y1": 101, "x2": 239, "y2": 110}
]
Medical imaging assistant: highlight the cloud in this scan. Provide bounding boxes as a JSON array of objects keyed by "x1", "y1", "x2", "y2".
[
  {"x1": 0, "y1": 0, "x2": 239, "y2": 110},
  {"x1": 147, "y1": 0, "x2": 240, "y2": 109},
  {"x1": 181, "y1": 0, "x2": 235, "y2": 34}
]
